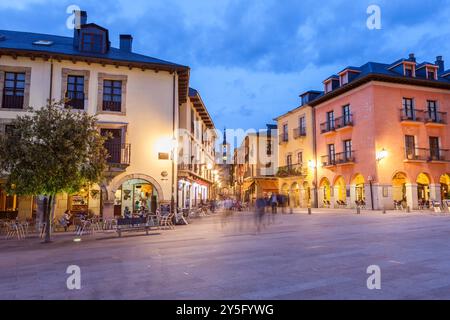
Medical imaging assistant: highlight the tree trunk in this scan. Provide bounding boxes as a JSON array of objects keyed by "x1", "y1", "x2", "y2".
[{"x1": 44, "y1": 194, "x2": 54, "y2": 243}]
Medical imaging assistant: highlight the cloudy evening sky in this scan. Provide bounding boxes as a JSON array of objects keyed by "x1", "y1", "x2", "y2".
[{"x1": 1, "y1": 0, "x2": 450, "y2": 144}]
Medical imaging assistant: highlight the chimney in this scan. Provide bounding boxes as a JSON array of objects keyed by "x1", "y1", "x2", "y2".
[
  {"x1": 120, "y1": 34, "x2": 133, "y2": 52},
  {"x1": 73, "y1": 10, "x2": 87, "y2": 49},
  {"x1": 436, "y1": 56, "x2": 445, "y2": 74},
  {"x1": 408, "y1": 53, "x2": 416, "y2": 62}
]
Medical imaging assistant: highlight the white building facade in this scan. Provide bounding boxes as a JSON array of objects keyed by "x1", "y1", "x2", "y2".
[{"x1": 0, "y1": 11, "x2": 191, "y2": 220}]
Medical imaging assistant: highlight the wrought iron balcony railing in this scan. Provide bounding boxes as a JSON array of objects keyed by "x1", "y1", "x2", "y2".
[
  {"x1": 321, "y1": 151, "x2": 356, "y2": 166},
  {"x1": 405, "y1": 148, "x2": 450, "y2": 162},
  {"x1": 400, "y1": 108, "x2": 425, "y2": 122},
  {"x1": 105, "y1": 143, "x2": 131, "y2": 166},
  {"x1": 425, "y1": 111, "x2": 447, "y2": 125},
  {"x1": 293, "y1": 127, "x2": 307, "y2": 139},
  {"x1": 276, "y1": 163, "x2": 306, "y2": 177},
  {"x1": 279, "y1": 133, "x2": 289, "y2": 145}
]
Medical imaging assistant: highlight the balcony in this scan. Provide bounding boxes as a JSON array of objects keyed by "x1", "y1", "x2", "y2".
[
  {"x1": 279, "y1": 133, "x2": 289, "y2": 145},
  {"x1": 425, "y1": 111, "x2": 447, "y2": 126},
  {"x1": 321, "y1": 151, "x2": 356, "y2": 167},
  {"x1": 102, "y1": 100, "x2": 122, "y2": 112},
  {"x1": 1, "y1": 94, "x2": 24, "y2": 109},
  {"x1": 429, "y1": 149, "x2": 450, "y2": 162},
  {"x1": 105, "y1": 143, "x2": 131, "y2": 168},
  {"x1": 178, "y1": 164, "x2": 213, "y2": 182},
  {"x1": 334, "y1": 115, "x2": 353, "y2": 131},
  {"x1": 293, "y1": 127, "x2": 307, "y2": 139},
  {"x1": 400, "y1": 109, "x2": 424, "y2": 124},
  {"x1": 276, "y1": 163, "x2": 307, "y2": 178},
  {"x1": 65, "y1": 97, "x2": 85, "y2": 110},
  {"x1": 320, "y1": 121, "x2": 335, "y2": 134},
  {"x1": 405, "y1": 148, "x2": 450, "y2": 162}
]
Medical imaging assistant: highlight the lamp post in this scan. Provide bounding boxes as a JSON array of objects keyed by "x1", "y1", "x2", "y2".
[{"x1": 308, "y1": 160, "x2": 318, "y2": 209}]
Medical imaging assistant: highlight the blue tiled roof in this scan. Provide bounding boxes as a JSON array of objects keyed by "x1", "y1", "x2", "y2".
[
  {"x1": 308, "y1": 58, "x2": 450, "y2": 106},
  {"x1": 189, "y1": 87, "x2": 198, "y2": 97},
  {"x1": 0, "y1": 29, "x2": 186, "y2": 68}
]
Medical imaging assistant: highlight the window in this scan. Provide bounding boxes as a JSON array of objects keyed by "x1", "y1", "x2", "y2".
[
  {"x1": 297, "y1": 152, "x2": 303, "y2": 165},
  {"x1": 343, "y1": 105, "x2": 351, "y2": 125},
  {"x1": 66, "y1": 75, "x2": 85, "y2": 109},
  {"x1": 405, "y1": 135, "x2": 416, "y2": 159},
  {"x1": 427, "y1": 100, "x2": 438, "y2": 122},
  {"x1": 429, "y1": 137, "x2": 440, "y2": 160},
  {"x1": 324, "y1": 81, "x2": 332, "y2": 93},
  {"x1": 299, "y1": 116, "x2": 306, "y2": 135},
  {"x1": 328, "y1": 144, "x2": 335, "y2": 163},
  {"x1": 190, "y1": 109, "x2": 195, "y2": 135},
  {"x1": 81, "y1": 33, "x2": 103, "y2": 53},
  {"x1": 405, "y1": 65, "x2": 414, "y2": 77},
  {"x1": 343, "y1": 140, "x2": 352, "y2": 160},
  {"x1": 282, "y1": 124, "x2": 288, "y2": 141},
  {"x1": 286, "y1": 155, "x2": 292, "y2": 168},
  {"x1": 402, "y1": 98, "x2": 415, "y2": 120},
  {"x1": 2, "y1": 72, "x2": 25, "y2": 109},
  {"x1": 427, "y1": 70, "x2": 436, "y2": 80},
  {"x1": 102, "y1": 80, "x2": 122, "y2": 112},
  {"x1": 327, "y1": 111, "x2": 335, "y2": 131}
]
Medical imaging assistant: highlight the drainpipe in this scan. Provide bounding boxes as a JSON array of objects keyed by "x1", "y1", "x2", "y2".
[
  {"x1": 171, "y1": 72, "x2": 176, "y2": 213},
  {"x1": 312, "y1": 106, "x2": 319, "y2": 208},
  {"x1": 49, "y1": 58, "x2": 54, "y2": 100}
]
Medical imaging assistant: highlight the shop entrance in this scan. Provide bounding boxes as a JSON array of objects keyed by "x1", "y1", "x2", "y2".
[
  {"x1": 114, "y1": 179, "x2": 159, "y2": 217},
  {"x1": 441, "y1": 174, "x2": 450, "y2": 200},
  {"x1": 417, "y1": 173, "x2": 431, "y2": 203}
]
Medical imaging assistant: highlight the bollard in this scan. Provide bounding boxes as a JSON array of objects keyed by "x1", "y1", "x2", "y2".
[
  {"x1": 356, "y1": 207, "x2": 361, "y2": 215},
  {"x1": 308, "y1": 207, "x2": 312, "y2": 215},
  {"x1": 382, "y1": 207, "x2": 386, "y2": 214},
  {"x1": 407, "y1": 206, "x2": 411, "y2": 213}
]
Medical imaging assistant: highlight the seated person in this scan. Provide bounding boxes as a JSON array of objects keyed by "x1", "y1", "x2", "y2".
[
  {"x1": 60, "y1": 210, "x2": 72, "y2": 231},
  {"x1": 123, "y1": 207, "x2": 132, "y2": 219}
]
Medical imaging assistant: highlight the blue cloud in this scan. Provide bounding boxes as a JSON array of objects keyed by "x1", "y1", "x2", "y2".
[{"x1": 1, "y1": 0, "x2": 449, "y2": 132}]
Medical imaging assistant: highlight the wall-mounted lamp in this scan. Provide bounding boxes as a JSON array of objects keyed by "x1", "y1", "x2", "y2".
[
  {"x1": 308, "y1": 160, "x2": 317, "y2": 169},
  {"x1": 376, "y1": 149, "x2": 388, "y2": 162}
]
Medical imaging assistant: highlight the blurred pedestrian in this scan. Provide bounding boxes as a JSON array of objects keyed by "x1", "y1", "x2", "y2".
[{"x1": 270, "y1": 193, "x2": 278, "y2": 214}]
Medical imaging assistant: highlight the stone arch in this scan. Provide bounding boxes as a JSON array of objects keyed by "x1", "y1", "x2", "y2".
[
  {"x1": 392, "y1": 171, "x2": 408, "y2": 202},
  {"x1": 416, "y1": 172, "x2": 432, "y2": 185},
  {"x1": 281, "y1": 183, "x2": 289, "y2": 195},
  {"x1": 440, "y1": 174, "x2": 450, "y2": 200},
  {"x1": 333, "y1": 176, "x2": 347, "y2": 201},
  {"x1": 108, "y1": 173, "x2": 164, "y2": 200},
  {"x1": 290, "y1": 182, "x2": 300, "y2": 207},
  {"x1": 351, "y1": 174, "x2": 366, "y2": 202},
  {"x1": 392, "y1": 171, "x2": 410, "y2": 184}
]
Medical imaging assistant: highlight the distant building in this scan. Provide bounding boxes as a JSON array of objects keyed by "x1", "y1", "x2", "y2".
[{"x1": 234, "y1": 125, "x2": 278, "y2": 203}]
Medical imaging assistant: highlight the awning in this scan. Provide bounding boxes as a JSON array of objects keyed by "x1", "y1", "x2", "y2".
[
  {"x1": 256, "y1": 180, "x2": 279, "y2": 192},
  {"x1": 242, "y1": 180, "x2": 255, "y2": 191}
]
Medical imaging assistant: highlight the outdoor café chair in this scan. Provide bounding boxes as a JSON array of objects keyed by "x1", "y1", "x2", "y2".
[{"x1": 160, "y1": 213, "x2": 175, "y2": 230}]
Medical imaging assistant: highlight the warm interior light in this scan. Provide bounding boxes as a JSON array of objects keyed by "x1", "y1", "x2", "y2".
[{"x1": 377, "y1": 149, "x2": 388, "y2": 161}]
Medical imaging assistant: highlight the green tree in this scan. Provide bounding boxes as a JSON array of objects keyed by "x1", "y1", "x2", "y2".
[{"x1": 0, "y1": 100, "x2": 108, "y2": 243}]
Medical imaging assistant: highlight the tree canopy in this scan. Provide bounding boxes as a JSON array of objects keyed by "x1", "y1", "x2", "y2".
[{"x1": 0, "y1": 100, "x2": 108, "y2": 196}]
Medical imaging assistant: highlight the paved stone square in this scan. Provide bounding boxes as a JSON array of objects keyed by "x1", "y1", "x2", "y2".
[{"x1": 2, "y1": 209, "x2": 450, "y2": 300}]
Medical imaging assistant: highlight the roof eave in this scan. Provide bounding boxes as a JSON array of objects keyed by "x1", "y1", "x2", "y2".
[{"x1": 309, "y1": 74, "x2": 450, "y2": 107}]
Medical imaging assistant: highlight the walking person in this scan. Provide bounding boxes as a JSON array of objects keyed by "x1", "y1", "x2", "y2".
[
  {"x1": 270, "y1": 193, "x2": 278, "y2": 214},
  {"x1": 255, "y1": 196, "x2": 266, "y2": 233}
]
